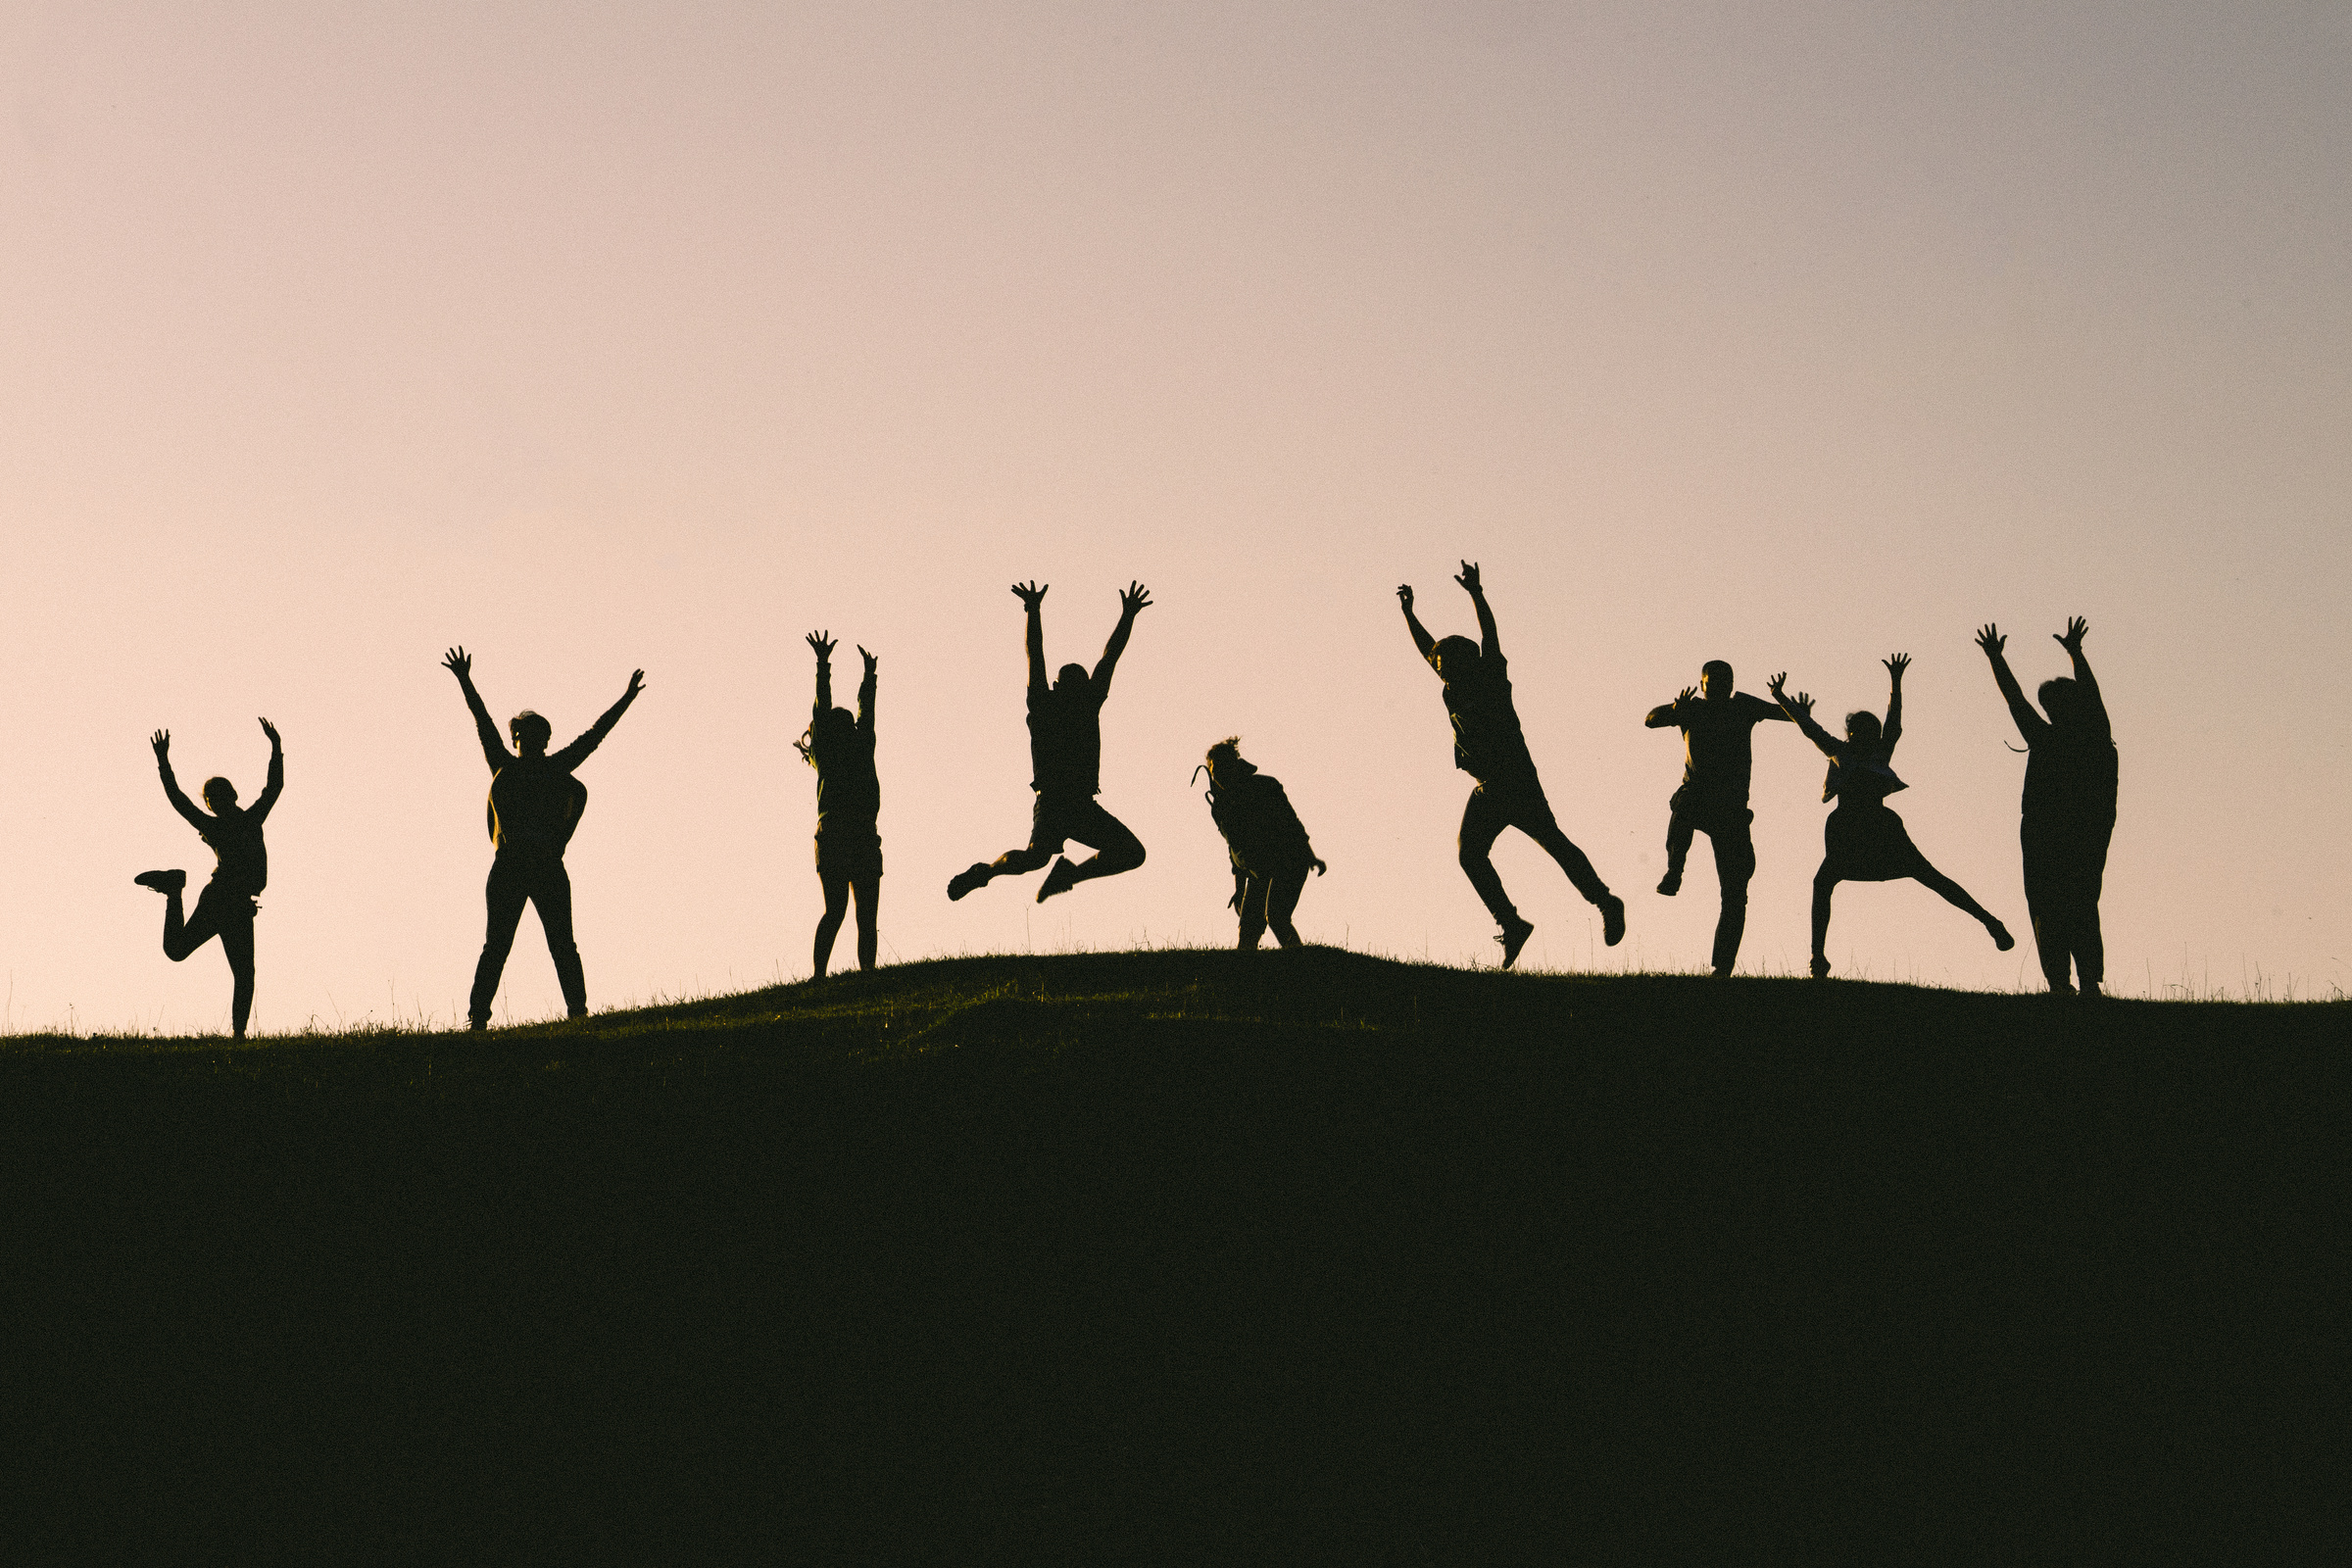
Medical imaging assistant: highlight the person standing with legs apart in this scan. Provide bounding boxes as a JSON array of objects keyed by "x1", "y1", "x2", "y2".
[
  {"x1": 135, "y1": 719, "x2": 284, "y2": 1039},
  {"x1": 443, "y1": 648, "x2": 645, "y2": 1031},
  {"x1": 1769, "y1": 656, "x2": 2013, "y2": 979},
  {"x1": 798, "y1": 631, "x2": 881, "y2": 978},
  {"x1": 1198, "y1": 738, "x2": 1326, "y2": 950},
  {"x1": 1398, "y1": 562, "x2": 1624, "y2": 969},
  {"x1": 1976, "y1": 618, "x2": 2118, "y2": 998},
  {"x1": 1644, "y1": 662, "x2": 1793, "y2": 976},
  {"x1": 948, "y1": 580, "x2": 1152, "y2": 905}
]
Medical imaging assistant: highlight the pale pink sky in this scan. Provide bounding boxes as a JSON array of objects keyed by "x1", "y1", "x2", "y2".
[{"x1": 4, "y1": 2, "x2": 2345, "y2": 1032}]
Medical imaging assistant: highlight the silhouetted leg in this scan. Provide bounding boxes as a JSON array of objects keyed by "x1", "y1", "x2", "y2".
[
  {"x1": 853, "y1": 870, "x2": 879, "y2": 971},
  {"x1": 2075, "y1": 877, "x2": 2105, "y2": 993},
  {"x1": 1912, "y1": 858, "x2": 2009, "y2": 951},
  {"x1": 1516, "y1": 801, "x2": 1610, "y2": 906},
  {"x1": 469, "y1": 857, "x2": 530, "y2": 1027},
  {"x1": 1237, "y1": 872, "x2": 1270, "y2": 949},
  {"x1": 987, "y1": 845, "x2": 1055, "y2": 877},
  {"x1": 219, "y1": 910, "x2": 255, "y2": 1038},
  {"x1": 1811, "y1": 863, "x2": 1838, "y2": 976},
  {"x1": 1063, "y1": 803, "x2": 1146, "y2": 885},
  {"x1": 164, "y1": 882, "x2": 232, "y2": 962},
  {"x1": 813, "y1": 869, "x2": 852, "y2": 979},
  {"x1": 531, "y1": 862, "x2": 586, "y2": 1018},
  {"x1": 1457, "y1": 787, "x2": 1516, "y2": 928},
  {"x1": 1709, "y1": 820, "x2": 1756, "y2": 977},
  {"x1": 2023, "y1": 856, "x2": 2073, "y2": 993},
  {"x1": 1264, "y1": 867, "x2": 1308, "y2": 949},
  {"x1": 1660, "y1": 811, "x2": 1694, "y2": 895}
]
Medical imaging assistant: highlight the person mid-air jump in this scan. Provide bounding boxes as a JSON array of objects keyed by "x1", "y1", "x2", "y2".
[
  {"x1": 443, "y1": 647, "x2": 644, "y2": 1030},
  {"x1": 1398, "y1": 561, "x2": 1624, "y2": 969},
  {"x1": 1199, "y1": 737, "x2": 1326, "y2": 950},
  {"x1": 949, "y1": 580, "x2": 1151, "y2": 905},
  {"x1": 1643, "y1": 661, "x2": 1793, "y2": 977},
  {"x1": 135, "y1": 718, "x2": 285, "y2": 1039},
  {"x1": 1770, "y1": 655, "x2": 2012, "y2": 979},
  {"x1": 1976, "y1": 617, "x2": 2118, "y2": 998},
  {"x1": 797, "y1": 631, "x2": 881, "y2": 979}
]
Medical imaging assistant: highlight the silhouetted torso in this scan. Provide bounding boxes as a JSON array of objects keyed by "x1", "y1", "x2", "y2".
[
  {"x1": 487, "y1": 759, "x2": 590, "y2": 857},
  {"x1": 815, "y1": 731, "x2": 879, "y2": 830},
  {"x1": 2023, "y1": 720, "x2": 2118, "y2": 835},
  {"x1": 1211, "y1": 772, "x2": 1315, "y2": 875},
  {"x1": 1029, "y1": 686, "x2": 1107, "y2": 797},
  {"x1": 1820, "y1": 736, "x2": 1905, "y2": 809},
  {"x1": 1670, "y1": 694, "x2": 1784, "y2": 808},
  {"x1": 1437, "y1": 657, "x2": 1537, "y2": 786},
  {"x1": 197, "y1": 808, "x2": 271, "y2": 896}
]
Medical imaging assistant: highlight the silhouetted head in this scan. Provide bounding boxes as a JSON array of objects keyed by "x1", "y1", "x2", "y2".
[
  {"x1": 1202, "y1": 736, "x2": 1254, "y2": 791},
  {"x1": 1054, "y1": 662, "x2": 1091, "y2": 696},
  {"x1": 1845, "y1": 710, "x2": 1883, "y2": 747},
  {"x1": 510, "y1": 710, "x2": 553, "y2": 757},
  {"x1": 2038, "y1": 677, "x2": 2079, "y2": 725},
  {"x1": 201, "y1": 777, "x2": 237, "y2": 812},
  {"x1": 1700, "y1": 660, "x2": 1735, "y2": 700},
  {"x1": 1433, "y1": 635, "x2": 1482, "y2": 681}
]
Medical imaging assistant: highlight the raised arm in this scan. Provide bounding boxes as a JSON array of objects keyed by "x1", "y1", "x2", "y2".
[
  {"x1": 150, "y1": 729, "x2": 209, "y2": 830},
  {"x1": 1976, "y1": 624, "x2": 2045, "y2": 744},
  {"x1": 2055, "y1": 617, "x2": 2109, "y2": 739},
  {"x1": 1093, "y1": 580, "x2": 1151, "y2": 694},
  {"x1": 1645, "y1": 688, "x2": 1695, "y2": 728},
  {"x1": 807, "y1": 631, "x2": 835, "y2": 720},
  {"x1": 443, "y1": 647, "x2": 511, "y2": 771},
  {"x1": 250, "y1": 718, "x2": 286, "y2": 822},
  {"x1": 1768, "y1": 673, "x2": 1838, "y2": 756},
  {"x1": 1456, "y1": 561, "x2": 1499, "y2": 657},
  {"x1": 1396, "y1": 584, "x2": 1437, "y2": 664},
  {"x1": 857, "y1": 646, "x2": 877, "y2": 732},
  {"x1": 1881, "y1": 654, "x2": 1908, "y2": 753},
  {"x1": 553, "y1": 669, "x2": 647, "y2": 769},
  {"x1": 1012, "y1": 581, "x2": 1049, "y2": 696}
]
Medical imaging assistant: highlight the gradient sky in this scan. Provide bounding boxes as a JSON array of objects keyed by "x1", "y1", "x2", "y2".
[{"x1": 4, "y1": 1, "x2": 2345, "y2": 1034}]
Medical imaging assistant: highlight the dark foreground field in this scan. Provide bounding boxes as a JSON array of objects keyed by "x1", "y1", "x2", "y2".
[{"x1": 6, "y1": 951, "x2": 2343, "y2": 1561}]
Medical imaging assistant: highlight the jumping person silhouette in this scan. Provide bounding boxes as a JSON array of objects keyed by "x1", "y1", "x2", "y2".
[
  {"x1": 798, "y1": 632, "x2": 880, "y2": 978},
  {"x1": 1199, "y1": 738, "x2": 1326, "y2": 949},
  {"x1": 1976, "y1": 617, "x2": 2118, "y2": 997},
  {"x1": 135, "y1": 719, "x2": 284, "y2": 1039},
  {"x1": 443, "y1": 648, "x2": 645, "y2": 1030},
  {"x1": 1770, "y1": 657, "x2": 2013, "y2": 979},
  {"x1": 1398, "y1": 562, "x2": 1624, "y2": 968},
  {"x1": 949, "y1": 581, "x2": 1152, "y2": 904},
  {"x1": 1643, "y1": 662, "x2": 1792, "y2": 976}
]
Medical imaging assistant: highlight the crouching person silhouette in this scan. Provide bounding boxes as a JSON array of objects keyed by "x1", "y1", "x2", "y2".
[
  {"x1": 1398, "y1": 562, "x2": 1624, "y2": 969},
  {"x1": 949, "y1": 580, "x2": 1151, "y2": 905},
  {"x1": 1199, "y1": 738, "x2": 1326, "y2": 949},
  {"x1": 1644, "y1": 661, "x2": 1793, "y2": 976},
  {"x1": 1977, "y1": 618, "x2": 2118, "y2": 997},
  {"x1": 443, "y1": 647, "x2": 644, "y2": 1030},
  {"x1": 1771, "y1": 657, "x2": 2012, "y2": 979},
  {"x1": 135, "y1": 719, "x2": 284, "y2": 1039},
  {"x1": 798, "y1": 631, "x2": 881, "y2": 978}
]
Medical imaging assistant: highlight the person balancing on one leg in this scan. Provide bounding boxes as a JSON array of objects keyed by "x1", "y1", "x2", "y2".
[
  {"x1": 1975, "y1": 617, "x2": 2118, "y2": 998},
  {"x1": 442, "y1": 647, "x2": 645, "y2": 1031},
  {"x1": 798, "y1": 631, "x2": 881, "y2": 979},
  {"x1": 949, "y1": 580, "x2": 1152, "y2": 905},
  {"x1": 1397, "y1": 561, "x2": 1624, "y2": 969},
  {"x1": 135, "y1": 718, "x2": 284, "y2": 1039},
  {"x1": 1198, "y1": 737, "x2": 1326, "y2": 950},
  {"x1": 1643, "y1": 661, "x2": 1793, "y2": 977},
  {"x1": 1769, "y1": 656, "x2": 2013, "y2": 979}
]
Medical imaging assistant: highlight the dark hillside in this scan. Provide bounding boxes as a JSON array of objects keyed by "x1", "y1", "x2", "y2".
[{"x1": 6, "y1": 952, "x2": 2342, "y2": 1560}]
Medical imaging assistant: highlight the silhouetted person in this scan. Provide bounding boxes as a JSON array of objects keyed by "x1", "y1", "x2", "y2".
[
  {"x1": 134, "y1": 719, "x2": 284, "y2": 1039},
  {"x1": 1977, "y1": 617, "x2": 2118, "y2": 998},
  {"x1": 949, "y1": 581, "x2": 1152, "y2": 904},
  {"x1": 798, "y1": 631, "x2": 880, "y2": 978},
  {"x1": 443, "y1": 647, "x2": 645, "y2": 1030},
  {"x1": 1398, "y1": 562, "x2": 1624, "y2": 969},
  {"x1": 1199, "y1": 738, "x2": 1326, "y2": 950},
  {"x1": 1770, "y1": 657, "x2": 2013, "y2": 979},
  {"x1": 1644, "y1": 661, "x2": 1793, "y2": 976}
]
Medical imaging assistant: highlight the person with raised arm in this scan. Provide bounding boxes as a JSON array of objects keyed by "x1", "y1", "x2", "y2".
[
  {"x1": 1198, "y1": 737, "x2": 1327, "y2": 950},
  {"x1": 948, "y1": 580, "x2": 1152, "y2": 904},
  {"x1": 1976, "y1": 617, "x2": 2119, "y2": 998},
  {"x1": 1770, "y1": 656, "x2": 2012, "y2": 980},
  {"x1": 797, "y1": 631, "x2": 881, "y2": 978},
  {"x1": 134, "y1": 719, "x2": 285, "y2": 1039},
  {"x1": 442, "y1": 647, "x2": 645, "y2": 1030},
  {"x1": 1398, "y1": 562, "x2": 1624, "y2": 969},
  {"x1": 1643, "y1": 660, "x2": 1794, "y2": 977}
]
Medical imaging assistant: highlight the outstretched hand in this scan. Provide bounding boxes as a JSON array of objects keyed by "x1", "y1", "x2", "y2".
[
  {"x1": 1975, "y1": 623, "x2": 2005, "y2": 658},
  {"x1": 442, "y1": 647, "x2": 471, "y2": 681},
  {"x1": 1396, "y1": 584, "x2": 1415, "y2": 612},
  {"x1": 806, "y1": 630, "x2": 836, "y2": 662},
  {"x1": 858, "y1": 645, "x2": 877, "y2": 674},
  {"x1": 150, "y1": 729, "x2": 171, "y2": 762},
  {"x1": 2056, "y1": 616, "x2": 2089, "y2": 653},
  {"x1": 1677, "y1": 686, "x2": 1697, "y2": 707},
  {"x1": 1454, "y1": 560, "x2": 1483, "y2": 595},
  {"x1": 1011, "y1": 580, "x2": 1048, "y2": 611},
  {"x1": 1884, "y1": 653, "x2": 1911, "y2": 682},
  {"x1": 623, "y1": 669, "x2": 648, "y2": 701},
  {"x1": 259, "y1": 717, "x2": 280, "y2": 749},
  {"x1": 1119, "y1": 580, "x2": 1152, "y2": 617}
]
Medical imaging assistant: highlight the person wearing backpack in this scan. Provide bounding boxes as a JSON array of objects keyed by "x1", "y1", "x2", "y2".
[{"x1": 1198, "y1": 738, "x2": 1326, "y2": 949}]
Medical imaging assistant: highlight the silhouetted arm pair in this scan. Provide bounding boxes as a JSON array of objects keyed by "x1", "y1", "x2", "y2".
[
  {"x1": 1092, "y1": 582, "x2": 1152, "y2": 696},
  {"x1": 552, "y1": 670, "x2": 648, "y2": 770},
  {"x1": 442, "y1": 648, "x2": 513, "y2": 771}
]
